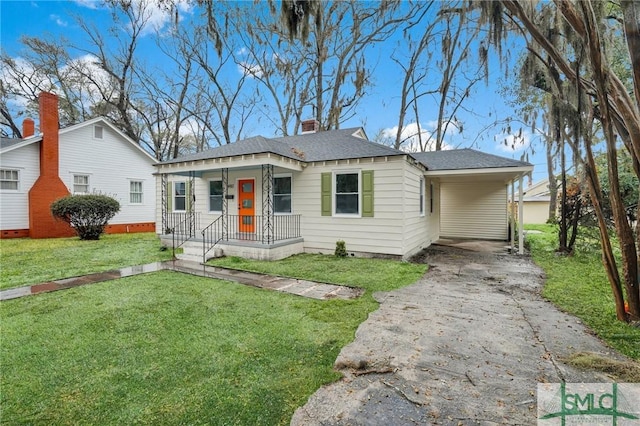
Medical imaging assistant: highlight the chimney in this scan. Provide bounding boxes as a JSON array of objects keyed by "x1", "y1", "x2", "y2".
[
  {"x1": 38, "y1": 92, "x2": 60, "y2": 177},
  {"x1": 301, "y1": 119, "x2": 319, "y2": 134},
  {"x1": 28, "y1": 92, "x2": 74, "y2": 238},
  {"x1": 22, "y1": 117, "x2": 35, "y2": 138}
]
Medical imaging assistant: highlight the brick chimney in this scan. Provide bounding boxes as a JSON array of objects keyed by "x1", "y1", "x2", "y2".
[
  {"x1": 28, "y1": 92, "x2": 74, "y2": 238},
  {"x1": 301, "y1": 119, "x2": 319, "y2": 134},
  {"x1": 22, "y1": 117, "x2": 35, "y2": 138}
]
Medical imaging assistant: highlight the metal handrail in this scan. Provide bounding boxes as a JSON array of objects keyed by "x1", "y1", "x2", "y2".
[
  {"x1": 202, "y1": 216, "x2": 224, "y2": 264},
  {"x1": 168, "y1": 212, "x2": 199, "y2": 259}
]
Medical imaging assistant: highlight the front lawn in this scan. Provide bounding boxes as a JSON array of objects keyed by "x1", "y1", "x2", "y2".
[
  {"x1": 526, "y1": 225, "x2": 640, "y2": 360},
  {"x1": 0, "y1": 233, "x2": 173, "y2": 290},
  {"x1": 1, "y1": 251, "x2": 426, "y2": 424}
]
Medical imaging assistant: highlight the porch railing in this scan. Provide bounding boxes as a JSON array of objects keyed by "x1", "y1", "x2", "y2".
[
  {"x1": 201, "y1": 214, "x2": 302, "y2": 263},
  {"x1": 166, "y1": 212, "x2": 201, "y2": 258}
]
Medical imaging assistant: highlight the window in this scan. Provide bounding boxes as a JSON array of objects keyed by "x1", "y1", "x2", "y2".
[
  {"x1": 335, "y1": 172, "x2": 359, "y2": 215},
  {"x1": 273, "y1": 175, "x2": 292, "y2": 214},
  {"x1": 174, "y1": 181, "x2": 186, "y2": 211},
  {"x1": 0, "y1": 169, "x2": 19, "y2": 190},
  {"x1": 94, "y1": 125, "x2": 103, "y2": 139},
  {"x1": 420, "y1": 177, "x2": 425, "y2": 216},
  {"x1": 209, "y1": 180, "x2": 223, "y2": 212},
  {"x1": 73, "y1": 175, "x2": 90, "y2": 193},
  {"x1": 130, "y1": 180, "x2": 143, "y2": 204}
]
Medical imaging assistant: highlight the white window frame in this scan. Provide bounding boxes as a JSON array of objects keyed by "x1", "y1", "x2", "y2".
[
  {"x1": 94, "y1": 125, "x2": 104, "y2": 140},
  {"x1": 73, "y1": 174, "x2": 90, "y2": 194},
  {"x1": 0, "y1": 169, "x2": 20, "y2": 191},
  {"x1": 333, "y1": 170, "x2": 361, "y2": 217},
  {"x1": 208, "y1": 179, "x2": 224, "y2": 213},
  {"x1": 173, "y1": 181, "x2": 187, "y2": 212},
  {"x1": 129, "y1": 180, "x2": 143, "y2": 204},
  {"x1": 419, "y1": 177, "x2": 425, "y2": 217},
  {"x1": 273, "y1": 173, "x2": 292, "y2": 215}
]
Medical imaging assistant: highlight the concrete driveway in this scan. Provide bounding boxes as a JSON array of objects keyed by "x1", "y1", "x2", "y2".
[{"x1": 291, "y1": 243, "x2": 629, "y2": 425}]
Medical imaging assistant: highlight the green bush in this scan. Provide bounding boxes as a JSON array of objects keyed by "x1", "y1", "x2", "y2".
[
  {"x1": 50, "y1": 194, "x2": 120, "y2": 240},
  {"x1": 334, "y1": 240, "x2": 347, "y2": 257}
]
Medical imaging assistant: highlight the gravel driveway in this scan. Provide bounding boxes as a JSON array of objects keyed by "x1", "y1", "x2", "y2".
[{"x1": 291, "y1": 243, "x2": 629, "y2": 425}]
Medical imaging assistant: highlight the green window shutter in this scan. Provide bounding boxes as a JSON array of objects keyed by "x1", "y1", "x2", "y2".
[
  {"x1": 362, "y1": 170, "x2": 374, "y2": 217},
  {"x1": 167, "y1": 181, "x2": 172, "y2": 211},
  {"x1": 321, "y1": 172, "x2": 332, "y2": 216}
]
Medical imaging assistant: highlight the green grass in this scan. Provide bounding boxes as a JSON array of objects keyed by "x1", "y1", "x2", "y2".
[
  {"x1": 526, "y1": 224, "x2": 640, "y2": 360},
  {"x1": 0, "y1": 233, "x2": 173, "y2": 290},
  {"x1": 1, "y1": 251, "x2": 426, "y2": 424}
]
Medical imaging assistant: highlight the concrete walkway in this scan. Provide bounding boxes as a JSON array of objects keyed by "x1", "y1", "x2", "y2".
[
  {"x1": 291, "y1": 244, "x2": 638, "y2": 425},
  {"x1": 0, "y1": 259, "x2": 363, "y2": 301}
]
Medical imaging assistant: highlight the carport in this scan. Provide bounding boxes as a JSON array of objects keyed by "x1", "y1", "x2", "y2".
[{"x1": 413, "y1": 149, "x2": 533, "y2": 254}]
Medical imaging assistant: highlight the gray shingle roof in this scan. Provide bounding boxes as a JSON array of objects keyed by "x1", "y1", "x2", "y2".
[
  {"x1": 1, "y1": 137, "x2": 25, "y2": 150},
  {"x1": 160, "y1": 128, "x2": 404, "y2": 165},
  {"x1": 159, "y1": 130, "x2": 532, "y2": 171},
  {"x1": 411, "y1": 148, "x2": 531, "y2": 170}
]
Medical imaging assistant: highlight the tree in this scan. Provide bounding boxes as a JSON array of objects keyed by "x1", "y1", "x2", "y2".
[
  {"x1": 51, "y1": 194, "x2": 120, "y2": 240},
  {"x1": 478, "y1": 1, "x2": 640, "y2": 322}
]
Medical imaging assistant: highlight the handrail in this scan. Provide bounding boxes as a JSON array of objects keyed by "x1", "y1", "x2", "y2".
[
  {"x1": 202, "y1": 215, "x2": 224, "y2": 264},
  {"x1": 168, "y1": 212, "x2": 198, "y2": 259}
]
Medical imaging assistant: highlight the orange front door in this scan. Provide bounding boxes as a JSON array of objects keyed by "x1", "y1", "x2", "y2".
[{"x1": 238, "y1": 179, "x2": 255, "y2": 233}]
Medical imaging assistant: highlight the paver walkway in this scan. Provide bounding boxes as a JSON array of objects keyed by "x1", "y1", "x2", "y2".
[{"x1": 0, "y1": 259, "x2": 363, "y2": 301}]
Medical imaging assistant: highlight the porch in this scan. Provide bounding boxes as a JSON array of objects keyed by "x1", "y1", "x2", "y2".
[{"x1": 161, "y1": 212, "x2": 304, "y2": 262}]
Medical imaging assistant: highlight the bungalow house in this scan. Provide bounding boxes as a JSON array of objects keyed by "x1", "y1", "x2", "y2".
[
  {"x1": 0, "y1": 92, "x2": 158, "y2": 239},
  {"x1": 520, "y1": 179, "x2": 554, "y2": 224},
  {"x1": 155, "y1": 121, "x2": 533, "y2": 261}
]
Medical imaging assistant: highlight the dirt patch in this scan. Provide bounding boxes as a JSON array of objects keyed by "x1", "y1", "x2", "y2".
[
  {"x1": 563, "y1": 352, "x2": 640, "y2": 382},
  {"x1": 291, "y1": 244, "x2": 632, "y2": 425}
]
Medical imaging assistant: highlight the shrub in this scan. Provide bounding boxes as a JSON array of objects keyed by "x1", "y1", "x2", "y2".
[
  {"x1": 50, "y1": 194, "x2": 120, "y2": 240},
  {"x1": 334, "y1": 240, "x2": 347, "y2": 257}
]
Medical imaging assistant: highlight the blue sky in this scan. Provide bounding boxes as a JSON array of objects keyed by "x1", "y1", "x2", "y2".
[{"x1": 0, "y1": 0, "x2": 548, "y2": 182}]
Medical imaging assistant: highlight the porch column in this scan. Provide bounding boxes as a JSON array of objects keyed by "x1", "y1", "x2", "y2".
[
  {"x1": 262, "y1": 164, "x2": 274, "y2": 244},
  {"x1": 161, "y1": 173, "x2": 168, "y2": 234},
  {"x1": 221, "y1": 168, "x2": 228, "y2": 240},
  {"x1": 510, "y1": 180, "x2": 515, "y2": 252},
  {"x1": 518, "y1": 174, "x2": 524, "y2": 254}
]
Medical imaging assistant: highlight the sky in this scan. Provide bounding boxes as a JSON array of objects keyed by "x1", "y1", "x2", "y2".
[{"x1": 0, "y1": 0, "x2": 548, "y2": 183}]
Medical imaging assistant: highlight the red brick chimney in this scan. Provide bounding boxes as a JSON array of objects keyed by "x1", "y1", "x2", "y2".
[
  {"x1": 22, "y1": 118, "x2": 35, "y2": 138},
  {"x1": 28, "y1": 92, "x2": 74, "y2": 238},
  {"x1": 301, "y1": 119, "x2": 319, "y2": 134}
]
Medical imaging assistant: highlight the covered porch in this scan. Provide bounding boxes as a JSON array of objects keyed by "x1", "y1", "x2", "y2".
[{"x1": 155, "y1": 152, "x2": 307, "y2": 262}]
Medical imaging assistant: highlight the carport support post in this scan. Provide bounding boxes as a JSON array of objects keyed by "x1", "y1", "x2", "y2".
[
  {"x1": 510, "y1": 182, "x2": 515, "y2": 252},
  {"x1": 518, "y1": 175, "x2": 524, "y2": 254}
]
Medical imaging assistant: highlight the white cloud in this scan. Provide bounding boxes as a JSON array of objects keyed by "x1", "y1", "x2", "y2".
[
  {"x1": 494, "y1": 128, "x2": 531, "y2": 152},
  {"x1": 238, "y1": 62, "x2": 263, "y2": 78},
  {"x1": 381, "y1": 121, "x2": 455, "y2": 152},
  {"x1": 236, "y1": 47, "x2": 248, "y2": 56},
  {"x1": 50, "y1": 14, "x2": 68, "y2": 27},
  {"x1": 73, "y1": 0, "x2": 100, "y2": 10},
  {"x1": 136, "y1": 0, "x2": 192, "y2": 36}
]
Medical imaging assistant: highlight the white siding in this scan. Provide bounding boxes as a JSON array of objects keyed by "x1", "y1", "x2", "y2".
[
  {"x1": 0, "y1": 143, "x2": 40, "y2": 229},
  {"x1": 440, "y1": 181, "x2": 508, "y2": 240},
  {"x1": 58, "y1": 123, "x2": 156, "y2": 225},
  {"x1": 297, "y1": 157, "x2": 410, "y2": 256},
  {"x1": 400, "y1": 162, "x2": 434, "y2": 258}
]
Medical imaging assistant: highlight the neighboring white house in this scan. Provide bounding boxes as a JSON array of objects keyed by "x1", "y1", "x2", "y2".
[
  {"x1": 0, "y1": 92, "x2": 157, "y2": 239},
  {"x1": 154, "y1": 121, "x2": 533, "y2": 261}
]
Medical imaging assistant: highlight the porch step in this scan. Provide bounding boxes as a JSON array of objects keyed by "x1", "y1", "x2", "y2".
[{"x1": 179, "y1": 244, "x2": 224, "y2": 262}]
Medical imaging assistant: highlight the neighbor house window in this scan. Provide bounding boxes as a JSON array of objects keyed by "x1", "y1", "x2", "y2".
[
  {"x1": 174, "y1": 181, "x2": 186, "y2": 211},
  {"x1": 130, "y1": 180, "x2": 143, "y2": 204},
  {"x1": 209, "y1": 180, "x2": 223, "y2": 212},
  {"x1": 420, "y1": 177, "x2": 425, "y2": 216},
  {"x1": 335, "y1": 171, "x2": 359, "y2": 215},
  {"x1": 0, "y1": 169, "x2": 19, "y2": 190},
  {"x1": 73, "y1": 174, "x2": 90, "y2": 193},
  {"x1": 273, "y1": 175, "x2": 292, "y2": 214},
  {"x1": 94, "y1": 125, "x2": 103, "y2": 139}
]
